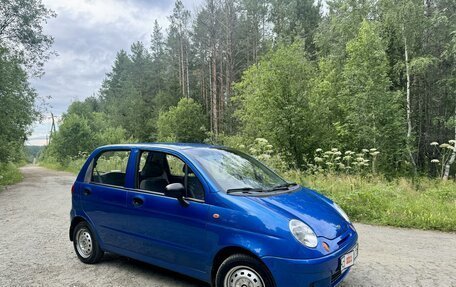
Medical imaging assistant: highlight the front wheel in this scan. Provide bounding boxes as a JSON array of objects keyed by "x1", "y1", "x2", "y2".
[
  {"x1": 73, "y1": 221, "x2": 104, "y2": 264},
  {"x1": 215, "y1": 254, "x2": 275, "y2": 287}
]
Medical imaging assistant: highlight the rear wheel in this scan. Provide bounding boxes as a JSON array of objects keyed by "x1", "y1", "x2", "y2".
[
  {"x1": 215, "y1": 254, "x2": 275, "y2": 287},
  {"x1": 73, "y1": 221, "x2": 104, "y2": 264}
]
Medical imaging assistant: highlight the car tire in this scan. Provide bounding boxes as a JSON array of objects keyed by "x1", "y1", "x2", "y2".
[
  {"x1": 73, "y1": 221, "x2": 104, "y2": 264},
  {"x1": 215, "y1": 254, "x2": 275, "y2": 287}
]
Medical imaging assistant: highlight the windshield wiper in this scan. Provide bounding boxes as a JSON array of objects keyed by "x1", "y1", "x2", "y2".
[
  {"x1": 268, "y1": 182, "x2": 298, "y2": 191},
  {"x1": 226, "y1": 187, "x2": 264, "y2": 194}
]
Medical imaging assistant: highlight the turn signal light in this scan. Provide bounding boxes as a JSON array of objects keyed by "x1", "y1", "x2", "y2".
[{"x1": 322, "y1": 242, "x2": 330, "y2": 252}]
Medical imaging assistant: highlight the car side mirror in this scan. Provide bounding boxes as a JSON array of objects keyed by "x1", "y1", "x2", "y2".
[{"x1": 165, "y1": 183, "x2": 189, "y2": 207}]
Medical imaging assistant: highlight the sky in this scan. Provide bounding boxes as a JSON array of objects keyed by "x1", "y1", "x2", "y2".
[{"x1": 27, "y1": 0, "x2": 201, "y2": 146}]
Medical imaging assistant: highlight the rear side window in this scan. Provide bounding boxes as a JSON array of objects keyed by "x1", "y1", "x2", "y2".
[{"x1": 92, "y1": 150, "x2": 130, "y2": 187}]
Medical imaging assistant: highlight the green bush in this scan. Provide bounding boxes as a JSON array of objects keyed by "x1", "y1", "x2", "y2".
[
  {"x1": 0, "y1": 162, "x2": 23, "y2": 187},
  {"x1": 157, "y1": 98, "x2": 207, "y2": 142}
]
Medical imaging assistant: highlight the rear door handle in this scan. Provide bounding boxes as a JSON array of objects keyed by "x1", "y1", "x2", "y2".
[
  {"x1": 132, "y1": 197, "x2": 144, "y2": 207},
  {"x1": 83, "y1": 188, "x2": 91, "y2": 196}
]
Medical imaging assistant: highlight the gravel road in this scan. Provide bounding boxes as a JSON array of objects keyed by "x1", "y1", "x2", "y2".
[{"x1": 0, "y1": 166, "x2": 455, "y2": 287}]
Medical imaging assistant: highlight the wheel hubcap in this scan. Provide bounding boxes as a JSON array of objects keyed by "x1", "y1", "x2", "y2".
[
  {"x1": 76, "y1": 228, "x2": 93, "y2": 258},
  {"x1": 224, "y1": 266, "x2": 265, "y2": 287}
]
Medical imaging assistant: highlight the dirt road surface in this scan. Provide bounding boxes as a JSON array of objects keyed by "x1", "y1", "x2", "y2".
[{"x1": 0, "y1": 166, "x2": 455, "y2": 287}]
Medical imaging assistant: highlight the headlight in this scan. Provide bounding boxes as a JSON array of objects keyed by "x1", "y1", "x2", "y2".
[
  {"x1": 289, "y1": 219, "x2": 318, "y2": 248},
  {"x1": 334, "y1": 203, "x2": 350, "y2": 222}
]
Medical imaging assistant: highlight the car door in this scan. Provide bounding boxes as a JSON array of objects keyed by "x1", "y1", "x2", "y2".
[
  {"x1": 80, "y1": 149, "x2": 132, "y2": 250},
  {"x1": 125, "y1": 149, "x2": 211, "y2": 273}
]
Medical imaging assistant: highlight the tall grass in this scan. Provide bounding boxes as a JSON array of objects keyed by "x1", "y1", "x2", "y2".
[
  {"x1": 40, "y1": 157, "x2": 86, "y2": 174},
  {"x1": 285, "y1": 171, "x2": 456, "y2": 232}
]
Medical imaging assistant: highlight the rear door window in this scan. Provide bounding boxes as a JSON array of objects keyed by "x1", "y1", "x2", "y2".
[{"x1": 92, "y1": 150, "x2": 130, "y2": 187}]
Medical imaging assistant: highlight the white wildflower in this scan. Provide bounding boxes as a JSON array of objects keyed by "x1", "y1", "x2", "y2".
[
  {"x1": 431, "y1": 159, "x2": 440, "y2": 163},
  {"x1": 255, "y1": 138, "x2": 268, "y2": 144},
  {"x1": 316, "y1": 148, "x2": 323, "y2": 152},
  {"x1": 314, "y1": 157, "x2": 323, "y2": 163},
  {"x1": 430, "y1": 142, "x2": 439, "y2": 146}
]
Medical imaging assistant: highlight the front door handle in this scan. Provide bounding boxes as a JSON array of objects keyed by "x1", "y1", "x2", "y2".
[
  {"x1": 83, "y1": 188, "x2": 91, "y2": 196},
  {"x1": 132, "y1": 197, "x2": 144, "y2": 207}
]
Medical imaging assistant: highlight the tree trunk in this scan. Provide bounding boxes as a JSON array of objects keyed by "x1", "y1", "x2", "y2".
[
  {"x1": 208, "y1": 0, "x2": 218, "y2": 137},
  {"x1": 185, "y1": 43, "x2": 190, "y2": 99},
  {"x1": 208, "y1": 61, "x2": 213, "y2": 133},
  {"x1": 225, "y1": 0, "x2": 233, "y2": 101},
  {"x1": 178, "y1": 48, "x2": 182, "y2": 97},
  {"x1": 211, "y1": 45, "x2": 218, "y2": 136},
  {"x1": 180, "y1": 34, "x2": 185, "y2": 98},
  {"x1": 219, "y1": 47, "x2": 224, "y2": 132},
  {"x1": 403, "y1": 28, "x2": 417, "y2": 174}
]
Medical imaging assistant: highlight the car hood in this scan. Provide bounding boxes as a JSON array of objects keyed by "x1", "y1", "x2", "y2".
[{"x1": 249, "y1": 187, "x2": 349, "y2": 239}]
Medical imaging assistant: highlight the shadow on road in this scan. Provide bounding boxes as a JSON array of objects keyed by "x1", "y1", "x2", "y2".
[{"x1": 101, "y1": 253, "x2": 209, "y2": 286}]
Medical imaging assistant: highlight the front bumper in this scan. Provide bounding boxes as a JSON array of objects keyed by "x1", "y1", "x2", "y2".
[{"x1": 262, "y1": 237, "x2": 358, "y2": 287}]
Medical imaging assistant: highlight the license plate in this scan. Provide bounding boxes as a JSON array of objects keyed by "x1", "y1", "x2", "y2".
[{"x1": 341, "y1": 244, "x2": 358, "y2": 271}]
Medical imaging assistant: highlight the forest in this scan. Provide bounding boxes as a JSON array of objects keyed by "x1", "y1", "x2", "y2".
[
  {"x1": 41, "y1": 0, "x2": 456, "y2": 179},
  {"x1": 1, "y1": 0, "x2": 455, "y2": 230}
]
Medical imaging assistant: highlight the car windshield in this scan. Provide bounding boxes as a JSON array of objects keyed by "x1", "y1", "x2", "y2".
[{"x1": 189, "y1": 148, "x2": 289, "y2": 192}]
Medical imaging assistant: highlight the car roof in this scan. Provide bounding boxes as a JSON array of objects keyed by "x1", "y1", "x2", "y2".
[{"x1": 97, "y1": 142, "x2": 225, "y2": 152}]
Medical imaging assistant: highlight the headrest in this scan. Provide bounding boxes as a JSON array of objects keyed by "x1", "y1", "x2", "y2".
[{"x1": 141, "y1": 152, "x2": 165, "y2": 177}]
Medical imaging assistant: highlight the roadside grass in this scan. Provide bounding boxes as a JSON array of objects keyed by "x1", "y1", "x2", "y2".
[
  {"x1": 0, "y1": 162, "x2": 24, "y2": 187},
  {"x1": 40, "y1": 157, "x2": 85, "y2": 174},
  {"x1": 285, "y1": 171, "x2": 456, "y2": 232}
]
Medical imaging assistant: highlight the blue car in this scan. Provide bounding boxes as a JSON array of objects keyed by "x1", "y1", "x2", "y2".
[{"x1": 70, "y1": 143, "x2": 358, "y2": 287}]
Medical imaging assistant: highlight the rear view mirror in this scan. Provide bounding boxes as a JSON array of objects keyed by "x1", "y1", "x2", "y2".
[{"x1": 165, "y1": 183, "x2": 189, "y2": 207}]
